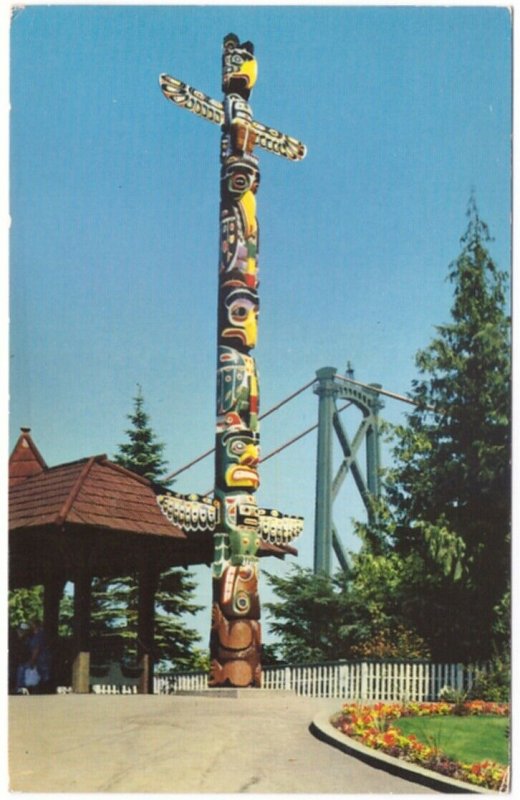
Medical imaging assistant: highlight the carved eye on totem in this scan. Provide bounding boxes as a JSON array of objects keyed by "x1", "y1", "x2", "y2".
[
  {"x1": 230, "y1": 301, "x2": 252, "y2": 322},
  {"x1": 233, "y1": 591, "x2": 250, "y2": 614},
  {"x1": 230, "y1": 173, "x2": 249, "y2": 193},
  {"x1": 221, "y1": 286, "x2": 259, "y2": 349},
  {"x1": 230, "y1": 439, "x2": 246, "y2": 456}
]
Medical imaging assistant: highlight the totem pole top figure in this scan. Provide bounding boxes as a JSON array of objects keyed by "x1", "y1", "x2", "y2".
[{"x1": 159, "y1": 35, "x2": 307, "y2": 162}]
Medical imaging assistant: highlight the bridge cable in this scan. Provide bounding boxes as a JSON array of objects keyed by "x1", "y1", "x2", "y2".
[
  {"x1": 164, "y1": 375, "x2": 433, "y2": 483},
  {"x1": 201, "y1": 402, "x2": 353, "y2": 496},
  {"x1": 163, "y1": 377, "x2": 316, "y2": 481},
  {"x1": 260, "y1": 401, "x2": 352, "y2": 464}
]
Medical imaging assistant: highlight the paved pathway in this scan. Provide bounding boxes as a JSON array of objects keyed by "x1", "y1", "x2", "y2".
[{"x1": 9, "y1": 693, "x2": 439, "y2": 793}]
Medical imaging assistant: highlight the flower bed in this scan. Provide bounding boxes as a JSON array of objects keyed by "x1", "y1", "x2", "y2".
[{"x1": 331, "y1": 701, "x2": 509, "y2": 791}]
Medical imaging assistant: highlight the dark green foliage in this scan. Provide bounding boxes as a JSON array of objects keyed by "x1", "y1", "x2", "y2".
[
  {"x1": 261, "y1": 643, "x2": 285, "y2": 666},
  {"x1": 264, "y1": 566, "x2": 351, "y2": 663},
  {"x1": 467, "y1": 654, "x2": 510, "y2": 703},
  {"x1": 263, "y1": 564, "x2": 429, "y2": 663},
  {"x1": 154, "y1": 568, "x2": 204, "y2": 668},
  {"x1": 90, "y1": 570, "x2": 203, "y2": 669},
  {"x1": 9, "y1": 586, "x2": 45, "y2": 628},
  {"x1": 87, "y1": 387, "x2": 204, "y2": 668},
  {"x1": 264, "y1": 200, "x2": 510, "y2": 666},
  {"x1": 360, "y1": 198, "x2": 511, "y2": 661},
  {"x1": 113, "y1": 384, "x2": 171, "y2": 484},
  {"x1": 8, "y1": 586, "x2": 73, "y2": 638}
]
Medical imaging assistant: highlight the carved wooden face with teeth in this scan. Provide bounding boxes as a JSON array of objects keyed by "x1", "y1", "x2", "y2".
[{"x1": 216, "y1": 429, "x2": 260, "y2": 490}]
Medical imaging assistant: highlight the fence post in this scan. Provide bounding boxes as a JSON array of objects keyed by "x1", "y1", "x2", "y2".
[
  {"x1": 284, "y1": 666, "x2": 291, "y2": 691},
  {"x1": 361, "y1": 662, "x2": 368, "y2": 701},
  {"x1": 456, "y1": 663, "x2": 463, "y2": 692}
]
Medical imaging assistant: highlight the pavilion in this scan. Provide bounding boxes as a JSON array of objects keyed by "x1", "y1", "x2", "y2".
[{"x1": 9, "y1": 428, "x2": 295, "y2": 693}]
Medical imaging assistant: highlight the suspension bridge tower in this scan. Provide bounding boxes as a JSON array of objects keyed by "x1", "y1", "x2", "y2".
[{"x1": 313, "y1": 364, "x2": 384, "y2": 575}]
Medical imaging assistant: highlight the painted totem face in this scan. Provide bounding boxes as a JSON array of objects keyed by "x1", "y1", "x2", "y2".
[
  {"x1": 221, "y1": 493, "x2": 258, "y2": 531},
  {"x1": 222, "y1": 36, "x2": 257, "y2": 95},
  {"x1": 216, "y1": 428, "x2": 260, "y2": 490},
  {"x1": 220, "y1": 284, "x2": 259, "y2": 350},
  {"x1": 223, "y1": 94, "x2": 254, "y2": 127},
  {"x1": 219, "y1": 562, "x2": 260, "y2": 618},
  {"x1": 219, "y1": 209, "x2": 257, "y2": 288},
  {"x1": 216, "y1": 346, "x2": 259, "y2": 432},
  {"x1": 222, "y1": 156, "x2": 259, "y2": 199},
  {"x1": 219, "y1": 493, "x2": 261, "y2": 562}
]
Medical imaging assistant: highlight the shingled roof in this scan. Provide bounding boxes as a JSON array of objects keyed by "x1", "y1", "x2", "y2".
[
  {"x1": 9, "y1": 428, "x2": 47, "y2": 487},
  {"x1": 9, "y1": 452, "x2": 185, "y2": 539},
  {"x1": 9, "y1": 430, "x2": 295, "y2": 588}
]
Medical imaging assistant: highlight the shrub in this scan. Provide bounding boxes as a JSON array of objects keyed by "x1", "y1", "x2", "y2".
[
  {"x1": 468, "y1": 655, "x2": 510, "y2": 703},
  {"x1": 438, "y1": 686, "x2": 469, "y2": 715}
]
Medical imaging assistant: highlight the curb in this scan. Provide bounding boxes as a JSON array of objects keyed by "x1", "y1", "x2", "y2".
[{"x1": 310, "y1": 710, "x2": 497, "y2": 795}]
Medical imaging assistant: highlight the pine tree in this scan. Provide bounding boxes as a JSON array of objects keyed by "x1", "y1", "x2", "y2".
[
  {"x1": 382, "y1": 198, "x2": 511, "y2": 660},
  {"x1": 113, "y1": 384, "x2": 170, "y2": 483},
  {"x1": 263, "y1": 564, "x2": 429, "y2": 663},
  {"x1": 88, "y1": 387, "x2": 204, "y2": 669},
  {"x1": 264, "y1": 200, "x2": 510, "y2": 666}
]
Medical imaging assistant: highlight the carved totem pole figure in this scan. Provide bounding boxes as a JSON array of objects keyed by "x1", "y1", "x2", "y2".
[{"x1": 157, "y1": 34, "x2": 306, "y2": 687}]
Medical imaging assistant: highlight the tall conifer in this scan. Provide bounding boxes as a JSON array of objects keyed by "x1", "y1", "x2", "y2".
[
  {"x1": 384, "y1": 197, "x2": 511, "y2": 660},
  {"x1": 90, "y1": 388, "x2": 203, "y2": 668}
]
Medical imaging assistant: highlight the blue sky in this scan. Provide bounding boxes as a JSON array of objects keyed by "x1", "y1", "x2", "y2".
[{"x1": 9, "y1": 5, "x2": 512, "y2": 644}]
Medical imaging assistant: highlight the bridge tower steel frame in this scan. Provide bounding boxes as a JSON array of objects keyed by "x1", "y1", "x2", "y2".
[{"x1": 313, "y1": 366, "x2": 384, "y2": 575}]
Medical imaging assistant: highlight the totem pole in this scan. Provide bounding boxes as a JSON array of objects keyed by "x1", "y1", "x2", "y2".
[{"x1": 157, "y1": 34, "x2": 306, "y2": 687}]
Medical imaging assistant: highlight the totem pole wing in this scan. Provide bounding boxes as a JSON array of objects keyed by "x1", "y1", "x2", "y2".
[
  {"x1": 257, "y1": 508, "x2": 304, "y2": 545},
  {"x1": 252, "y1": 120, "x2": 307, "y2": 161},
  {"x1": 159, "y1": 74, "x2": 224, "y2": 125},
  {"x1": 157, "y1": 491, "x2": 219, "y2": 533},
  {"x1": 160, "y1": 74, "x2": 306, "y2": 161}
]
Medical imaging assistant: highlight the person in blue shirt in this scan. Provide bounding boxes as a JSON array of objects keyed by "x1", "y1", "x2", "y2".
[{"x1": 15, "y1": 619, "x2": 51, "y2": 694}]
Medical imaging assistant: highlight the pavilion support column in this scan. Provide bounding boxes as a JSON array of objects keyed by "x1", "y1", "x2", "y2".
[
  {"x1": 137, "y1": 563, "x2": 159, "y2": 694},
  {"x1": 72, "y1": 570, "x2": 92, "y2": 693},
  {"x1": 43, "y1": 577, "x2": 65, "y2": 693}
]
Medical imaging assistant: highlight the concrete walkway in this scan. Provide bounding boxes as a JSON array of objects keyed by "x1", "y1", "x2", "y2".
[{"x1": 9, "y1": 692, "x2": 439, "y2": 793}]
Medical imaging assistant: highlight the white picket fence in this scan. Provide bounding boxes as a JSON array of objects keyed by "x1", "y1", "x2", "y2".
[
  {"x1": 91, "y1": 684, "x2": 139, "y2": 695},
  {"x1": 154, "y1": 661, "x2": 484, "y2": 701}
]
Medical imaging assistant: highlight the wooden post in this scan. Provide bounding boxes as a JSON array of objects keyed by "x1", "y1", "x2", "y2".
[
  {"x1": 43, "y1": 577, "x2": 65, "y2": 693},
  {"x1": 137, "y1": 564, "x2": 159, "y2": 694},
  {"x1": 72, "y1": 570, "x2": 92, "y2": 693}
]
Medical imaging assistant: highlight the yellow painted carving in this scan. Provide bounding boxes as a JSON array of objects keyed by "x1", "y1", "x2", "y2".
[
  {"x1": 239, "y1": 190, "x2": 257, "y2": 239},
  {"x1": 240, "y1": 58, "x2": 258, "y2": 89}
]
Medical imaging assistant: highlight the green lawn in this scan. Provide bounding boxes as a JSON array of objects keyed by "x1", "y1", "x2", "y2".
[{"x1": 396, "y1": 715, "x2": 509, "y2": 765}]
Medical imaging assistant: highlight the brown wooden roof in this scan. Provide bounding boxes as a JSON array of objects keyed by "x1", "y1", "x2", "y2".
[
  {"x1": 9, "y1": 431, "x2": 295, "y2": 587},
  {"x1": 9, "y1": 454, "x2": 185, "y2": 539},
  {"x1": 9, "y1": 428, "x2": 47, "y2": 487}
]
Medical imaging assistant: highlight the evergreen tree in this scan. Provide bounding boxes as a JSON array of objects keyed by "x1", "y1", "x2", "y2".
[
  {"x1": 264, "y1": 200, "x2": 510, "y2": 666},
  {"x1": 90, "y1": 570, "x2": 204, "y2": 669},
  {"x1": 113, "y1": 384, "x2": 170, "y2": 483},
  {"x1": 264, "y1": 565, "x2": 430, "y2": 663},
  {"x1": 380, "y1": 198, "x2": 511, "y2": 661},
  {"x1": 88, "y1": 387, "x2": 204, "y2": 669}
]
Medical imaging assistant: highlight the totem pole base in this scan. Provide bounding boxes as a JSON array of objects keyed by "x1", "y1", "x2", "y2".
[{"x1": 175, "y1": 688, "x2": 294, "y2": 698}]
